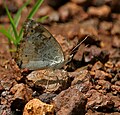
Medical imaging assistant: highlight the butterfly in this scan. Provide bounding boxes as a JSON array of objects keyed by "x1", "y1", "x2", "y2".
[{"x1": 15, "y1": 19, "x2": 65, "y2": 70}]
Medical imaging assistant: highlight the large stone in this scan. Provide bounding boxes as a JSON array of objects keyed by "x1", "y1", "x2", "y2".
[
  {"x1": 23, "y1": 98, "x2": 54, "y2": 115},
  {"x1": 52, "y1": 85, "x2": 87, "y2": 115}
]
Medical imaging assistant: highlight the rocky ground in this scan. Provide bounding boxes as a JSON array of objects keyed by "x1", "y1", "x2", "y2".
[{"x1": 0, "y1": 0, "x2": 120, "y2": 115}]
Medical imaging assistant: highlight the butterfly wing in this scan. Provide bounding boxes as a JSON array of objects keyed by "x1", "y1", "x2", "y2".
[{"x1": 16, "y1": 19, "x2": 65, "y2": 70}]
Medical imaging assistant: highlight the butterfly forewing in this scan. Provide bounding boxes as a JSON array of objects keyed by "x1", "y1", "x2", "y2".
[{"x1": 16, "y1": 19, "x2": 65, "y2": 70}]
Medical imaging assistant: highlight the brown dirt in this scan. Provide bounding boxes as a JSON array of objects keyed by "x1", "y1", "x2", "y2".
[{"x1": 0, "y1": 0, "x2": 120, "y2": 115}]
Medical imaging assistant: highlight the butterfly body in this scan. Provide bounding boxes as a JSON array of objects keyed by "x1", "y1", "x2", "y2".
[{"x1": 15, "y1": 19, "x2": 65, "y2": 70}]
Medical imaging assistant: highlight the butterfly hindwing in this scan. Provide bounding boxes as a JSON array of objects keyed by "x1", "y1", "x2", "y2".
[{"x1": 16, "y1": 19, "x2": 64, "y2": 70}]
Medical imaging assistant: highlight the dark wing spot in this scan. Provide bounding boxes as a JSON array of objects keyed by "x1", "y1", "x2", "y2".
[
  {"x1": 31, "y1": 29, "x2": 34, "y2": 32},
  {"x1": 49, "y1": 36, "x2": 52, "y2": 39}
]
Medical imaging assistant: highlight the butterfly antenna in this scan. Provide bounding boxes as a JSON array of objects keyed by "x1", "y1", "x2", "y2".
[
  {"x1": 70, "y1": 35, "x2": 89, "y2": 55},
  {"x1": 65, "y1": 35, "x2": 89, "y2": 65}
]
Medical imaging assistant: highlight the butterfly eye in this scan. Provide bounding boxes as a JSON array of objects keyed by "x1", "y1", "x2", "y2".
[{"x1": 30, "y1": 29, "x2": 35, "y2": 33}]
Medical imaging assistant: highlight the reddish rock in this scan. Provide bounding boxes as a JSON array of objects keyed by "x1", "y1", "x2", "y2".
[
  {"x1": 115, "y1": 81, "x2": 120, "y2": 86},
  {"x1": 73, "y1": 44, "x2": 86, "y2": 62},
  {"x1": 84, "y1": 46, "x2": 101, "y2": 63},
  {"x1": 71, "y1": 69, "x2": 89, "y2": 85},
  {"x1": 111, "y1": 85, "x2": 120, "y2": 94},
  {"x1": 86, "y1": 109, "x2": 120, "y2": 115},
  {"x1": 79, "y1": 19, "x2": 98, "y2": 36},
  {"x1": 86, "y1": 89, "x2": 114, "y2": 112},
  {"x1": 111, "y1": 21, "x2": 120, "y2": 35},
  {"x1": 1, "y1": 78, "x2": 16, "y2": 91},
  {"x1": 67, "y1": 23, "x2": 81, "y2": 40},
  {"x1": 70, "y1": 68, "x2": 91, "y2": 93},
  {"x1": 112, "y1": 36, "x2": 120, "y2": 48},
  {"x1": 49, "y1": 11, "x2": 60, "y2": 22},
  {"x1": 10, "y1": 83, "x2": 33, "y2": 101},
  {"x1": 37, "y1": 5, "x2": 53, "y2": 17},
  {"x1": 99, "y1": 21, "x2": 112, "y2": 34},
  {"x1": 88, "y1": 5, "x2": 111, "y2": 18},
  {"x1": 70, "y1": 69, "x2": 92, "y2": 93},
  {"x1": 1, "y1": 97, "x2": 8, "y2": 105},
  {"x1": 52, "y1": 85, "x2": 87, "y2": 115},
  {"x1": 59, "y1": 2, "x2": 86, "y2": 22},
  {"x1": 116, "y1": 61, "x2": 120, "y2": 68},
  {"x1": 83, "y1": 46, "x2": 109, "y2": 64},
  {"x1": 96, "y1": 80, "x2": 111, "y2": 92},
  {"x1": 73, "y1": 36, "x2": 101, "y2": 64},
  {"x1": 26, "y1": 69, "x2": 70, "y2": 92},
  {"x1": 91, "y1": 61, "x2": 103, "y2": 71},
  {"x1": 10, "y1": 83, "x2": 33, "y2": 111},
  {"x1": 108, "y1": 93, "x2": 120, "y2": 112},
  {"x1": 59, "y1": 5, "x2": 70, "y2": 22},
  {"x1": 0, "y1": 59, "x2": 21, "y2": 91},
  {"x1": 111, "y1": 73, "x2": 120, "y2": 83},
  {"x1": 94, "y1": 70, "x2": 112, "y2": 80},
  {"x1": 104, "y1": 61, "x2": 114, "y2": 69}
]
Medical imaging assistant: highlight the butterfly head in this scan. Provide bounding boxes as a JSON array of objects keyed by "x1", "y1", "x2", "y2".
[{"x1": 23, "y1": 19, "x2": 41, "y2": 38}]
